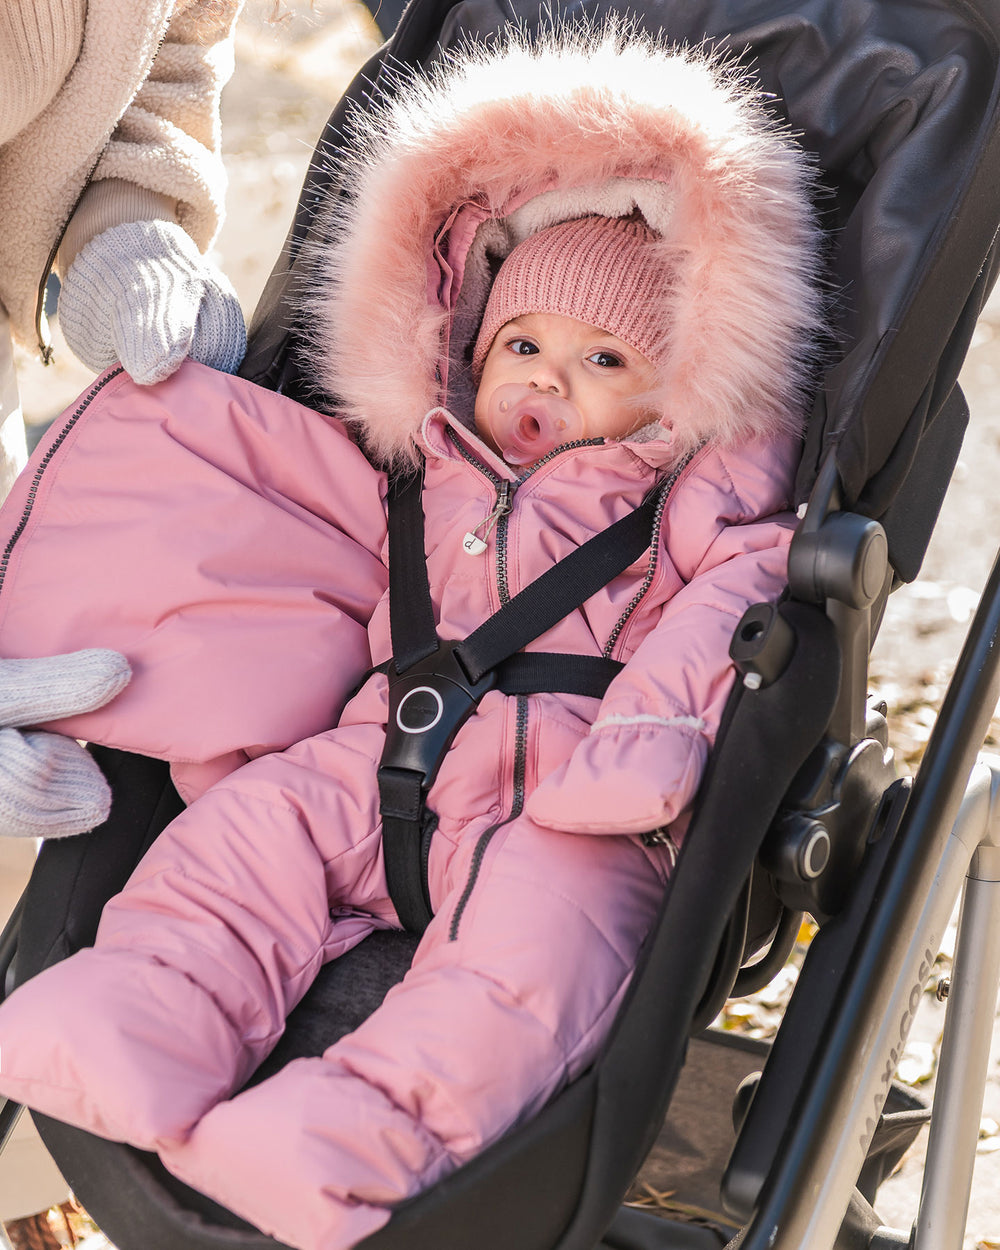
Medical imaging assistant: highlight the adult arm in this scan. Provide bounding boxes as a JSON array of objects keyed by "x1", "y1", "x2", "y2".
[{"x1": 58, "y1": 0, "x2": 247, "y2": 382}]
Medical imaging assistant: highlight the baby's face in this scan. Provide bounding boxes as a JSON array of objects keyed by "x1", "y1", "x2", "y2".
[{"x1": 474, "y1": 312, "x2": 658, "y2": 458}]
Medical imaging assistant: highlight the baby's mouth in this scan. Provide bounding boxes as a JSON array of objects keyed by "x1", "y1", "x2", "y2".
[{"x1": 488, "y1": 385, "x2": 583, "y2": 465}]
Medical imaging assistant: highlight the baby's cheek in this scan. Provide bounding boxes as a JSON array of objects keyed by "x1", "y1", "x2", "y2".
[{"x1": 471, "y1": 392, "x2": 491, "y2": 443}]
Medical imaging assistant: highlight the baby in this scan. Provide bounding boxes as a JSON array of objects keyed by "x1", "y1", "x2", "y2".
[
  {"x1": 0, "y1": 29, "x2": 819, "y2": 1250},
  {"x1": 473, "y1": 216, "x2": 661, "y2": 465}
]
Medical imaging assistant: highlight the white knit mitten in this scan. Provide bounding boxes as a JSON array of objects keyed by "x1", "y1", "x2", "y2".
[
  {"x1": 0, "y1": 650, "x2": 131, "y2": 839},
  {"x1": 58, "y1": 220, "x2": 247, "y2": 385}
]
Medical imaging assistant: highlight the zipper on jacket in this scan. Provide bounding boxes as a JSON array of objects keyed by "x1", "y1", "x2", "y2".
[
  {"x1": 463, "y1": 479, "x2": 511, "y2": 555},
  {"x1": 448, "y1": 694, "x2": 529, "y2": 941},
  {"x1": 602, "y1": 445, "x2": 702, "y2": 659},
  {"x1": 34, "y1": 156, "x2": 104, "y2": 362},
  {"x1": 447, "y1": 425, "x2": 602, "y2": 572},
  {"x1": 480, "y1": 439, "x2": 603, "y2": 601},
  {"x1": 469, "y1": 435, "x2": 604, "y2": 602},
  {"x1": 0, "y1": 368, "x2": 124, "y2": 599}
]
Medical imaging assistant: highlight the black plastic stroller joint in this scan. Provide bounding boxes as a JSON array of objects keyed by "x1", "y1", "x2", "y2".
[
  {"x1": 728, "y1": 586, "x2": 896, "y2": 919},
  {"x1": 760, "y1": 735, "x2": 899, "y2": 919},
  {"x1": 730, "y1": 601, "x2": 797, "y2": 690},
  {"x1": 789, "y1": 452, "x2": 892, "y2": 749},
  {"x1": 787, "y1": 452, "x2": 885, "y2": 607},
  {"x1": 730, "y1": 450, "x2": 897, "y2": 924},
  {"x1": 788, "y1": 511, "x2": 889, "y2": 611}
]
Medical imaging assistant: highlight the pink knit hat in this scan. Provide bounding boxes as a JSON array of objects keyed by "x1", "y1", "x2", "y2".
[{"x1": 472, "y1": 214, "x2": 665, "y2": 377}]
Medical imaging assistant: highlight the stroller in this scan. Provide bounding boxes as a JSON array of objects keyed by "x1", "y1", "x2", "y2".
[{"x1": 2, "y1": 0, "x2": 1000, "y2": 1246}]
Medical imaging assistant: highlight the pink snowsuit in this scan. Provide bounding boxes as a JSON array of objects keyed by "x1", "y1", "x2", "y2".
[{"x1": 0, "y1": 29, "x2": 822, "y2": 1250}]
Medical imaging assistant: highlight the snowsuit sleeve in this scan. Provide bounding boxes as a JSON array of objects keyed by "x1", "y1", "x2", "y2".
[{"x1": 525, "y1": 441, "x2": 797, "y2": 839}]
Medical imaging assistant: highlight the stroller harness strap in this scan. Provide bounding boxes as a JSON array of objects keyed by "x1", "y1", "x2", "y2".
[{"x1": 377, "y1": 464, "x2": 660, "y2": 932}]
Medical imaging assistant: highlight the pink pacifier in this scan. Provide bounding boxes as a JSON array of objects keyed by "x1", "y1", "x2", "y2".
[{"x1": 486, "y1": 383, "x2": 584, "y2": 466}]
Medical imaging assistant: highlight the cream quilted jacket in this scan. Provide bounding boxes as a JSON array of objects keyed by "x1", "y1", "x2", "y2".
[{"x1": 0, "y1": 0, "x2": 242, "y2": 357}]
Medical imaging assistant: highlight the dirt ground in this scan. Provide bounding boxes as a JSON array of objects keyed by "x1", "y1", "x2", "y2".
[{"x1": 12, "y1": 2, "x2": 1000, "y2": 1246}]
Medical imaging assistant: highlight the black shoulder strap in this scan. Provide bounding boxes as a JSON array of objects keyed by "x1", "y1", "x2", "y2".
[
  {"x1": 386, "y1": 468, "x2": 439, "y2": 672},
  {"x1": 454, "y1": 499, "x2": 658, "y2": 683},
  {"x1": 387, "y1": 465, "x2": 658, "y2": 678}
]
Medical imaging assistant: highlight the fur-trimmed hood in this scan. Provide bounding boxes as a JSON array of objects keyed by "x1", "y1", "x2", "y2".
[{"x1": 306, "y1": 23, "x2": 823, "y2": 469}]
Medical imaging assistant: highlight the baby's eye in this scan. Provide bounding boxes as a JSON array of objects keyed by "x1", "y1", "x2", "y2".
[
  {"x1": 588, "y1": 350, "x2": 624, "y2": 368},
  {"x1": 506, "y1": 338, "x2": 538, "y2": 356}
]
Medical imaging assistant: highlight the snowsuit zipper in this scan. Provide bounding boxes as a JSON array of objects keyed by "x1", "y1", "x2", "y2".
[
  {"x1": 462, "y1": 480, "x2": 511, "y2": 554},
  {"x1": 448, "y1": 694, "x2": 528, "y2": 941},
  {"x1": 443, "y1": 434, "x2": 695, "y2": 937},
  {"x1": 444, "y1": 450, "x2": 524, "y2": 939},
  {"x1": 602, "y1": 445, "x2": 700, "y2": 658},
  {"x1": 495, "y1": 440, "x2": 602, "y2": 600},
  {"x1": 445, "y1": 434, "x2": 601, "y2": 940}
]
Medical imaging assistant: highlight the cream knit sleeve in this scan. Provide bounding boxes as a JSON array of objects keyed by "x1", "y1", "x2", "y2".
[
  {"x1": 75, "y1": 0, "x2": 243, "y2": 258},
  {"x1": 0, "y1": 0, "x2": 87, "y2": 147}
]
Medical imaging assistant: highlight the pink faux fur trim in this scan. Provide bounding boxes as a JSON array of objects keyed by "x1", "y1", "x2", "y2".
[{"x1": 304, "y1": 22, "x2": 823, "y2": 469}]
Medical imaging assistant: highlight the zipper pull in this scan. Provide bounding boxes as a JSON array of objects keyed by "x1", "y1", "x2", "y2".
[{"x1": 463, "y1": 480, "x2": 512, "y2": 556}]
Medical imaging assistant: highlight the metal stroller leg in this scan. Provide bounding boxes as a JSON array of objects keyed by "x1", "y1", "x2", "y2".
[{"x1": 913, "y1": 755, "x2": 1000, "y2": 1250}]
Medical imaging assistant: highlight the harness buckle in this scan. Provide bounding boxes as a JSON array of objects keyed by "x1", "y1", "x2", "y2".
[{"x1": 378, "y1": 641, "x2": 497, "y2": 796}]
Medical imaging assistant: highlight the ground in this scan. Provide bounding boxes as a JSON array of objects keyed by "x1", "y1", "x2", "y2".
[{"x1": 10, "y1": 1, "x2": 1000, "y2": 1246}]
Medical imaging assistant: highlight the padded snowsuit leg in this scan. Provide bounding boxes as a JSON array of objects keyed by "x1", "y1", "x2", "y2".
[
  {"x1": 0, "y1": 724, "x2": 392, "y2": 1147},
  {"x1": 158, "y1": 811, "x2": 666, "y2": 1250},
  {"x1": 0, "y1": 723, "x2": 668, "y2": 1250}
]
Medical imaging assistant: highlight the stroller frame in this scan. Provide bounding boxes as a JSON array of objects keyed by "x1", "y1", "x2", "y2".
[
  {"x1": 905, "y1": 759, "x2": 1000, "y2": 1250},
  {"x1": 720, "y1": 513, "x2": 1000, "y2": 1250},
  {"x1": 3, "y1": 1, "x2": 1000, "y2": 1247}
]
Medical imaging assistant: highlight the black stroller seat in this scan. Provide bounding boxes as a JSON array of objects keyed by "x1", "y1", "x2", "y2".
[{"x1": 5, "y1": 1, "x2": 1000, "y2": 1248}]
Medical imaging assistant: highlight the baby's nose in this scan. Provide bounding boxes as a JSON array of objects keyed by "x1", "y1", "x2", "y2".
[{"x1": 528, "y1": 368, "x2": 564, "y2": 395}]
